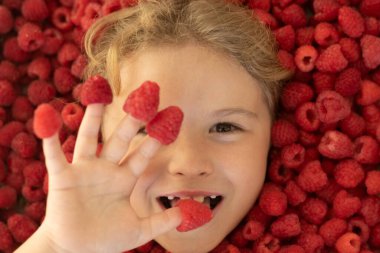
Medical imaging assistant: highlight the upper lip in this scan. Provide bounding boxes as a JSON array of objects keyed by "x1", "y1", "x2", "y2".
[{"x1": 160, "y1": 190, "x2": 222, "y2": 197}]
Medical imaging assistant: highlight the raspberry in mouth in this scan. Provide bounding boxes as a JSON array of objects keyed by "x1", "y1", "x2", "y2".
[{"x1": 158, "y1": 195, "x2": 223, "y2": 210}]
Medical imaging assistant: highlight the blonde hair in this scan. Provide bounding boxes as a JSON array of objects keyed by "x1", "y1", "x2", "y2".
[{"x1": 84, "y1": 0, "x2": 291, "y2": 118}]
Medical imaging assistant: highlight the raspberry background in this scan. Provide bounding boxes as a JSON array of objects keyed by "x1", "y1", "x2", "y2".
[{"x1": 0, "y1": 0, "x2": 379, "y2": 252}]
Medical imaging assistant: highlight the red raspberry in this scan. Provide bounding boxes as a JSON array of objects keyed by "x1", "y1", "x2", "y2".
[
  {"x1": 362, "y1": 104, "x2": 380, "y2": 122},
  {"x1": 123, "y1": 81, "x2": 160, "y2": 122},
  {"x1": 43, "y1": 174, "x2": 48, "y2": 194},
  {"x1": 253, "y1": 233, "x2": 280, "y2": 253},
  {"x1": 316, "y1": 44, "x2": 348, "y2": 73},
  {"x1": 252, "y1": 9, "x2": 278, "y2": 30},
  {"x1": 281, "y1": 143, "x2": 305, "y2": 169},
  {"x1": 300, "y1": 197, "x2": 328, "y2": 225},
  {"x1": 348, "y1": 217, "x2": 369, "y2": 243},
  {"x1": 7, "y1": 214, "x2": 38, "y2": 243},
  {"x1": 319, "y1": 218, "x2": 348, "y2": 247},
  {"x1": 53, "y1": 67, "x2": 76, "y2": 95},
  {"x1": 22, "y1": 185, "x2": 45, "y2": 202},
  {"x1": 27, "y1": 80, "x2": 56, "y2": 106},
  {"x1": 57, "y1": 42, "x2": 81, "y2": 66},
  {"x1": 334, "y1": 68, "x2": 361, "y2": 97},
  {"x1": 333, "y1": 190, "x2": 361, "y2": 219},
  {"x1": 71, "y1": 55, "x2": 87, "y2": 79},
  {"x1": 259, "y1": 183, "x2": 287, "y2": 216},
  {"x1": 361, "y1": 35, "x2": 380, "y2": 69},
  {"x1": 61, "y1": 103, "x2": 84, "y2": 131},
  {"x1": 7, "y1": 152, "x2": 31, "y2": 174},
  {"x1": 299, "y1": 130, "x2": 321, "y2": 147},
  {"x1": 52, "y1": 7, "x2": 73, "y2": 31},
  {"x1": 281, "y1": 82, "x2": 314, "y2": 111},
  {"x1": 246, "y1": 206, "x2": 272, "y2": 227},
  {"x1": 295, "y1": 102, "x2": 320, "y2": 132},
  {"x1": 297, "y1": 232, "x2": 324, "y2": 252},
  {"x1": 318, "y1": 130, "x2": 354, "y2": 159},
  {"x1": 365, "y1": 17, "x2": 380, "y2": 36},
  {"x1": 296, "y1": 27, "x2": 315, "y2": 46},
  {"x1": 24, "y1": 201, "x2": 46, "y2": 223},
  {"x1": 242, "y1": 220, "x2": 264, "y2": 240},
  {"x1": 80, "y1": 75, "x2": 113, "y2": 106},
  {"x1": 277, "y1": 50, "x2": 296, "y2": 73},
  {"x1": 11, "y1": 132, "x2": 37, "y2": 159},
  {"x1": 23, "y1": 161, "x2": 46, "y2": 187},
  {"x1": 356, "y1": 79, "x2": 380, "y2": 106},
  {"x1": 268, "y1": 155, "x2": 293, "y2": 184},
  {"x1": 312, "y1": 72, "x2": 335, "y2": 94},
  {"x1": 5, "y1": 172, "x2": 24, "y2": 192},
  {"x1": 296, "y1": 160, "x2": 328, "y2": 192},
  {"x1": 41, "y1": 28, "x2": 64, "y2": 55},
  {"x1": 294, "y1": 45, "x2": 318, "y2": 72},
  {"x1": 335, "y1": 232, "x2": 361, "y2": 253},
  {"x1": 271, "y1": 119, "x2": 299, "y2": 148},
  {"x1": 270, "y1": 213, "x2": 301, "y2": 238},
  {"x1": 33, "y1": 103, "x2": 63, "y2": 139},
  {"x1": 21, "y1": 0, "x2": 49, "y2": 22},
  {"x1": 369, "y1": 223, "x2": 380, "y2": 248},
  {"x1": 281, "y1": 4, "x2": 307, "y2": 28},
  {"x1": 0, "y1": 6, "x2": 14, "y2": 34},
  {"x1": 62, "y1": 135, "x2": 76, "y2": 153},
  {"x1": 146, "y1": 106, "x2": 184, "y2": 145},
  {"x1": 338, "y1": 6, "x2": 365, "y2": 38},
  {"x1": 313, "y1": 0, "x2": 340, "y2": 22},
  {"x1": 3, "y1": 37, "x2": 31, "y2": 63},
  {"x1": 0, "y1": 221, "x2": 14, "y2": 251},
  {"x1": 27, "y1": 56, "x2": 51, "y2": 81},
  {"x1": 0, "y1": 121, "x2": 24, "y2": 147},
  {"x1": 277, "y1": 245, "x2": 305, "y2": 253},
  {"x1": 334, "y1": 159, "x2": 365, "y2": 188},
  {"x1": 102, "y1": 0, "x2": 123, "y2": 16},
  {"x1": 0, "y1": 186, "x2": 17, "y2": 209},
  {"x1": 17, "y1": 22, "x2": 45, "y2": 52},
  {"x1": 247, "y1": 0, "x2": 271, "y2": 11},
  {"x1": 353, "y1": 135, "x2": 379, "y2": 164},
  {"x1": 0, "y1": 80, "x2": 17, "y2": 106},
  {"x1": 229, "y1": 226, "x2": 248, "y2": 248},
  {"x1": 314, "y1": 22, "x2": 339, "y2": 47},
  {"x1": 0, "y1": 60, "x2": 21, "y2": 83},
  {"x1": 365, "y1": 170, "x2": 380, "y2": 195},
  {"x1": 274, "y1": 25, "x2": 295, "y2": 52},
  {"x1": 80, "y1": 2, "x2": 102, "y2": 30},
  {"x1": 175, "y1": 199, "x2": 212, "y2": 232},
  {"x1": 284, "y1": 180, "x2": 307, "y2": 206},
  {"x1": 360, "y1": 0, "x2": 380, "y2": 18},
  {"x1": 339, "y1": 38, "x2": 361, "y2": 63},
  {"x1": 316, "y1": 90, "x2": 351, "y2": 124}
]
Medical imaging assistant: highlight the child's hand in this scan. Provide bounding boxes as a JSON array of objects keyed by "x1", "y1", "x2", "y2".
[{"x1": 33, "y1": 104, "x2": 181, "y2": 253}]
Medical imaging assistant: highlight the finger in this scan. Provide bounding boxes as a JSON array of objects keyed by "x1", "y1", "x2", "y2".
[
  {"x1": 73, "y1": 104, "x2": 104, "y2": 161},
  {"x1": 43, "y1": 133, "x2": 69, "y2": 175},
  {"x1": 100, "y1": 115, "x2": 142, "y2": 164}
]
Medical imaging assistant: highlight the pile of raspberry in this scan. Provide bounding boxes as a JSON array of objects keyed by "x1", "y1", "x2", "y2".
[{"x1": 0, "y1": 0, "x2": 379, "y2": 252}]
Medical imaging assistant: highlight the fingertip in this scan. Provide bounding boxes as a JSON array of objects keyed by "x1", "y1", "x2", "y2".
[{"x1": 166, "y1": 207, "x2": 182, "y2": 227}]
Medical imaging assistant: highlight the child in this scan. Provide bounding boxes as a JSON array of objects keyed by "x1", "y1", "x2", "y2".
[{"x1": 15, "y1": 0, "x2": 290, "y2": 252}]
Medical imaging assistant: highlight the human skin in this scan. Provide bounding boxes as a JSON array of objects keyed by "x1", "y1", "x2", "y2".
[{"x1": 102, "y1": 42, "x2": 272, "y2": 253}]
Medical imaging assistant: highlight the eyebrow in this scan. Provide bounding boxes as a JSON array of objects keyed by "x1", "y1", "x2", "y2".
[{"x1": 211, "y1": 108, "x2": 258, "y2": 119}]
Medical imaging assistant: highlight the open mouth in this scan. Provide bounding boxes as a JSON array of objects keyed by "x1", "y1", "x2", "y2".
[{"x1": 158, "y1": 195, "x2": 223, "y2": 210}]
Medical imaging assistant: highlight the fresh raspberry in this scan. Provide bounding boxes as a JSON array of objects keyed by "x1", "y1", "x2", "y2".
[
  {"x1": 7, "y1": 152, "x2": 32, "y2": 174},
  {"x1": 71, "y1": 55, "x2": 87, "y2": 79},
  {"x1": 175, "y1": 199, "x2": 212, "y2": 232},
  {"x1": 353, "y1": 135, "x2": 379, "y2": 164},
  {"x1": 242, "y1": 220, "x2": 264, "y2": 240},
  {"x1": 0, "y1": 6, "x2": 14, "y2": 34},
  {"x1": 246, "y1": 205, "x2": 272, "y2": 227},
  {"x1": 57, "y1": 42, "x2": 81, "y2": 66},
  {"x1": 0, "y1": 121, "x2": 25, "y2": 147},
  {"x1": 333, "y1": 190, "x2": 361, "y2": 219},
  {"x1": 362, "y1": 104, "x2": 380, "y2": 122},
  {"x1": 281, "y1": 82, "x2": 314, "y2": 111},
  {"x1": 335, "y1": 232, "x2": 361, "y2": 253},
  {"x1": 369, "y1": 223, "x2": 380, "y2": 248},
  {"x1": 0, "y1": 186, "x2": 17, "y2": 209},
  {"x1": 123, "y1": 81, "x2": 160, "y2": 122},
  {"x1": 5, "y1": 172, "x2": 24, "y2": 192},
  {"x1": 0, "y1": 60, "x2": 21, "y2": 83},
  {"x1": 314, "y1": 22, "x2": 339, "y2": 47},
  {"x1": 284, "y1": 180, "x2": 307, "y2": 206},
  {"x1": 22, "y1": 185, "x2": 45, "y2": 202},
  {"x1": 146, "y1": 106, "x2": 184, "y2": 145},
  {"x1": 24, "y1": 201, "x2": 46, "y2": 223},
  {"x1": 21, "y1": 0, "x2": 49, "y2": 22},
  {"x1": 316, "y1": 44, "x2": 348, "y2": 73},
  {"x1": 270, "y1": 213, "x2": 301, "y2": 238},
  {"x1": 348, "y1": 217, "x2": 369, "y2": 243},
  {"x1": 277, "y1": 50, "x2": 296, "y2": 73},
  {"x1": 294, "y1": 45, "x2": 318, "y2": 72},
  {"x1": 53, "y1": 67, "x2": 76, "y2": 95},
  {"x1": 7, "y1": 214, "x2": 38, "y2": 243},
  {"x1": 62, "y1": 135, "x2": 76, "y2": 154},
  {"x1": 0, "y1": 221, "x2": 14, "y2": 251},
  {"x1": 299, "y1": 130, "x2": 320, "y2": 147},
  {"x1": 271, "y1": 119, "x2": 299, "y2": 148},
  {"x1": 312, "y1": 72, "x2": 335, "y2": 94},
  {"x1": 271, "y1": 0, "x2": 291, "y2": 8},
  {"x1": 365, "y1": 17, "x2": 380, "y2": 36},
  {"x1": 27, "y1": 80, "x2": 56, "y2": 106},
  {"x1": 268, "y1": 155, "x2": 293, "y2": 184},
  {"x1": 52, "y1": 7, "x2": 73, "y2": 31},
  {"x1": 356, "y1": 80, "x2": 380, "y2": 106},
  {"x1": 3, "y1": 37, "x2": 31, "y2": 63},
  {"x1": 252, "y1": 9, "x2": 278, "y2": 30},
  {"x1": 280, "y1": 143, "x2": 305, "y2": 169},
  {"x1": 281, "y1": 4, "x2": 307, "y2": 28},
  {"x1": 360, "y1": 0, "x2": 380, "y2": 18},
  {"x1": 295, "y1": 27, "x2": 315, "y2": 46},
  {"x1": 101, "y1": 0, "x2": 122, "y2": 16},
  {"x1": 229, "y1": 226, "x2": 248, "y2": 248},
  {"x1": 27, "y1": 56, "x2": 51, "y2": 81},
  {"x1": 295, "y1": 102, "x2": 320, "y2": 132},
  {"x1": 339, "y1": 38, "x2": 361, "y2": 63},
  {"x1": 259, "y1": 183, "x2": 287, "y2": 216},
  {"x1": 274, "y1": 25, "x2": 295, "y2": 52},
  {"x1": 334, "y1": 68, "x2": 361, "y2": 97},
  {"x1": 17, "y1": 22, "x2": 45, "y2": 52},
  {"x1": 334, "y1": 159, "x2": 365, "y2": 189},
  {"x1": 316, "y1": 90, "x2": 351, "y2": 124},
  {"x1": 318, "y1": 130, "x2": 354, "y2": 159},
  {"x1": 313, "y1": 0, "x2": 340, "y2": 22},
  {"x1": 296, "y1": 160, "x2": 328, "y2": 192},
  {"x1": 11, "y1": 132, "x2": 37, "y2": 159},
  {"x1": 301, "y1": 197, "x2": 328, "y2": 225},
  {"x1": 41, "y1": 28, "x2": 64, "y2": 55},
  {"x1": 247, "y1": 0, "x2": 271, "y2": 11},
  {"x1": 33, "y1": 103, "x2": 63, "y2": 139},
  {"x1": 61, "y1": 103, "x2": 84, "y2": 131},
  {"x1": 0, "y1": 80, "x2": 17, "y2": 106},
  {"x1": 80, "y1": 2, "x2": 102, "y2": 31},
  {"x1": 80, "y1": 75, "x2": 113, "y2": 106},
  {"x1": 72, "y1": 83, "x2": 83, "y2": 102},
  {"x1": 297, "y1": 232, "x2": 324, "y2": 252},
  {"x1": 319, "y1": 218, "x2": 348, "y2": 247},
  {"x1": 252, "y1": 233, "x2": 280, "y2": 253},
  {"x1": 277, "y1": 245, "x2": 305, "y2": 253},
  {"x1": 338, "y1": 6, "x2": 364, "y2": 38},
  {"x1": 360, "y1": 35, "x2": 380, "y2": 69},
  {"x1": 365, "y1": 170, "x2": 380, "y2": 195},
  {"x1": 23, "y1": 161, "x2": 46, "y2": 187}
]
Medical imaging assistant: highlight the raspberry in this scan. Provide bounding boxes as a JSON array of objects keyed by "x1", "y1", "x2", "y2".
[
  {"x1": 296, "y1": 27, "x2": 315, "y2": 46},
  {"x1": 80, "y1": 75, "x2": 113, "y2": 106},
  {"x1": 252, "y1": 9, "x2": 278, "y2": 30},
  {"x1": 17, "y1": 22, "x2": 45, "y2": 52},
  {"x1": 312, "y1": 72, "x2": 335, "y2": 94},
  {"x1": 0, "y1": 221, "x2": 14, "y2": 251},
  {"x1": 281, "y1": 82, "x2": 314, "y2": 111},
  {"x1": 175, "y1": 199, "x2": 212, "y2": 232},
  {"x1": 33, "y1": 103, "x2": 63, "y2": 139},
  {"x1": 27, "y1": 56, "x2": 51, "y2": 80},
  {"x1": 338, "y1": 6, "x2": 364, "y2": 38},
  {"x1": 246, "y1": 206, "x2": 272, "y2": 227},
  {"x1": 11, "y1": 132, "x2": 37, "y2": 158},
  {"x1": 365, "y1": 170, "x2": 380, "y2": 195},
  {"x1": 353, "y1": 135, "x2": 379, "y2": 164},
  {"x1": 7, "y1": 214, "x2": 38, "y2": 243},
  {"x1": 0, "y1": 186, "x2": 17, "y2": 209},
  {"x1": 314, "y1": 22, "x2": 339, "y2": 47},
  {"x1": 277, "y1": 50, "x2": 296, "y2": 73},
  {"x1": 333, "y1": 190, "x2": 361, "y2": 219},
  {"x1": 61, "y1": 103, "x2": 84, "y2": 131},
  {"x1": 229, "y1": 226, "x2": 248, "y2": 247},
  {"x1": 71, "y1": 0, "x2": 90, "y2": 26},
  {"x1": 300, "y1": 197, "x2": 328, "y2": 225},
  {"x1": 335, "y1": 232, "x2": 361, "y2": 253},
  {"x1": 316, "y1": 90, "x2": 351, "y2": 124},
  {"x1": 247, "y1": 0, "x2": 271, "y2": 12},
  {"x1": 52, "y1": 7, "x2": 73, "y2": 31},
  {"x1": 5, "y1": 172, "x2": 24, "y2": 192},
  {"x1": 360, "y1": 0, "x2": 380, "y2": 18},
  {"x1": 41, "y1": 28, "x2": 64, "y2": 55},
  {"x1": 362, "y1": 104, "x2": 380, "y2": 122},
  {"x1": 23, "y1": 161, "x2": 46, "y2": 187},
  {"x1": 21, "y1": 0, "x2": 49, "y2": 22},
  {"x1": 348, "y1": 217, "x2": 369, "y2": 243},
  {"x1": 0, "y1": 60, "x2": 21, "y2": 83},
  {"x1": 274, "y1": 25, "x2": 295, "y2": 52},
  {"x1": 297, "y1": 232, "x2": 324, "y2": 252},
  {"x1": 319, "y1": 218, "x2": 348, "y2": 247},
  {"x1": 270, "y1": 213, "x2": 301, "y2": 238},
  {"x1": 294, "y1": 45, "x2": 318, "y2": 72},
  {"x1": 80, "y1": 2, "x2": 102, "y2": 30},
  {"x1": 284, "y1": 180, "x2": 307, "y2": 206},
  {"x1": 334, "y1": 159, "x2": 365, "y2": 189},
  {"x1": 71, "y1": 55, "x2": 87, "y2": 79},
  {"x1": 365, "y1": 17, "x2": 380, "y2": 36},
  {"x1": 146, "y1": 106, "x2": 184, "y2": 145},
  {"x1": 0, "y1": 121, "x2": 25, "y2": 147},
  {"x1": 369, "y1": 223, "x2": 380, "y2": 248},
  {"x1": 296, "y1": 160, "x2": 328, "y2": 192},
  {"x1": 242, "y1": 220, "x2": 264, "y2": 240},
  {"x1": 318, "y1": 130, "x2": 354, "y2": 159},
  {"x1": 0, "y1": 6, "x2": 14, "y2": 34},
  {"x1": 280, "y1": 143, "x2": 305, "y2": 169},
  {"x1": 316, "y1": 44, "x2": 348, "y2": 73},
  {"x1": 27, "y1": 80, "x2": 56, "y2": 106},
  {"x1": 53, "y1": 67, "x2": 76, "y2": 94},
  {"x1": 281, "y1": 4, "x2": 307, "y2": 28},
  {"x1": 57, "y1": 42, "x2": 81, "y2": 66},
  {"x1": 123, "y1": 81, "x2": 160, "y2": 122},
  {"x1": 361, "y1": 35, "x2": 380, "y2": 69},
  {"x1": 0, "y1": 80, "x2": 17, "y2": 106},
  {"x1": 313, "y1": 0, "x2": 340, "y2": 22},
  {"x1": 22, "y1": 185, "x2": 45, "y2": 202},
  {"x1": 102, "y1": 0, "x2": 123, "y2": 16},
  {"x1": 259, "y1": 183, "x2": 287, "y2": 216},
  {"x1": 299, "y1": 130, "x2": 320, "y2": 147},
  {"x1": 295, "y1": 102, "x2": 320, "y2": 132},
  {"x1": 334, "y1": 68, "x2": 361, "y2": 97},
  {"x1": 268, "y1": 155, "x2": 293, "y2": 184},
  {"x1": 24, "y1": 201, "x2": 46, "y2": 223},
  {"x1": 271, "y1": 119, "x2": 299, "y2": 148},
  {"x1": 339, "y1": 38, "x2": 361, "y2": 63},
  {"x1": 356, "y1": 80, "x2": 380, "y2": 106},
  {"x1": 3, "y1": 37, "x2": 31, "y2": 63},
  {"x1": 253, "y1": 233, "x2": 280, "y2": 253},
  {"x1": 277, "y1": 245, "x2": 305, "y2": 253}
]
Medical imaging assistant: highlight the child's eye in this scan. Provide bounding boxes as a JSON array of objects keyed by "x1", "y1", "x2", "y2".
[
  {"x1": 137, "y1": 126, "x2": 147, "y2": 135},
  {"x1": 209, "y1": 122, "x2": 242, "y2": 133}
]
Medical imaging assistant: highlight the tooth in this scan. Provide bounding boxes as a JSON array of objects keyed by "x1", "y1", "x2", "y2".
[
  {"x1": 210, "y1": 195, "x2": 217, "y2": 199},
  {"x1": 181, "y1": 196, "x2": 191, "y2": 200},
  {"x1": 167, "y1": 196, "x2": 175, "y2": 200},
  {"x1": 193, "y1": 196, "x2": 205, "y2": 203}
]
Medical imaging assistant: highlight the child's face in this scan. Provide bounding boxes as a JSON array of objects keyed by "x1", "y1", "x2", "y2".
[{"x1": 102, "y1": 43, "x2": 271, "y2": 253}]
